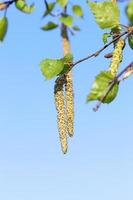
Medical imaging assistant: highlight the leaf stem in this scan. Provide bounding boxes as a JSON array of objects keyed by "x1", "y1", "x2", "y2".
[{"x1": 43, "y1": 0, "x2": 62, "y2": 17}]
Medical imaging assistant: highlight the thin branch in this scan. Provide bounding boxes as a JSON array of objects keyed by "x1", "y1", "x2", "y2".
[
  {"x1": 123, "y1": 28, "x2": 133, "y2": 41},
  {"x1": 0, "y1": 0, "x2": 14, "y2": 10},
  {"x1": 44, "y1": 0, "x2": 62, "y2": 17},
  {"x1": 119, "y1": 24, "x2": 129, "y2": 29},
  {"x1": 72, "y1": 31, "x2": 128, "y2": 67},
  {"x1": 120, "y1": 64, "x2": 133, "y2": 81},
  {"x1": 57, "y1": 30, "x2": 129, "y2": 82}
]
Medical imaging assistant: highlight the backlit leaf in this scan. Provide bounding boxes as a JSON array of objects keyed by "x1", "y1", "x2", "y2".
[
  {"x1": 72, "y1": 5, "x2": 83, "y2": 17},
  {"x1": 88, "y1": 1, "x2": 120, "y2": 29},
  {"x1": 126, "y1": 0, "x2": 133, "y2": 24},
  {"x1": 40, "y1": 59, "x2": 64, "y2": 79},
  {"x1": 87, "y1": 71, "x2": 119, "y2": 103},
  {"x1": 15, "y1": 0, "x2": 34, "y2": 14},
  {"x1": 59, "y1": 15, "x2": 73, "y2": 27},
  {"x1": 41, "y1": 21, "x2": 58, "y2": 30}
]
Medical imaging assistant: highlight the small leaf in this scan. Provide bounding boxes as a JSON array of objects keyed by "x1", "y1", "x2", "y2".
[
  {"x1": 102, "y1": 33, "x2": 112, "y2": 44},
  {"x1": 88, "y1": 1, "x2": 120, "y2": 29},
  {"x1": 56, "y1": 0, "x2": 68, "y2": 7},
  {"x1": 43, "y1": 2, "x2": 56, "y2": 17},
  {"x1": 59, "y1": 15, "x2": 73, "y2": 27},
  {"x1": 87, "y1": 71, "x2": 119, "y2": 103},
  {"x1": 41, "y1": 21, "x2": 58, "y2": 30},
  {"x1": 15, "y1": 0, "x2": 34, "y2": 14},
  {"x1": 72, "y1": 26, "x2": 80, "y2": 31},
  {"x1": 128, "y1": 34, "x2": 133, "y2": 49},
  {"x1": 72, "y1": 5, "x2": 83, "y2": 17},
  {"x1": 40, "y1": 59, "x2": 64, "y2": 79},
  {"x1": 0, "y1": 16, "x2": 8, "y2": 42},
  {"x1": 126, "y1": 0, "x2": 133, "y2": 24}
]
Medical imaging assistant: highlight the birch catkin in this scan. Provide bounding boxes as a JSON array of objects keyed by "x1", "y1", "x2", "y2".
[
  {"x1": 54, "y1": 77, "x2": 68, "y2": 154},
  {"x1": 65, "y1": 71, "x2": 74, "y2": 136},
  {"x1": 62, "y1": 29, "x2": 74, "y2": 137},
  {"x1": 54, "y1": 23, "x2": 74, "y2": 153},
  {"x1": 109, "y1": 39, "x2": 125, "y2": 77}
]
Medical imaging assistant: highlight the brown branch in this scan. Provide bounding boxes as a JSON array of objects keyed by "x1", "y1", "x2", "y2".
[
  {"x1": 72, "y1": 31, "x2": 128, "y2": 67},
  {"x1": 57, "y1": 30, "x2": 129, "y2": 83},
  {"x1": 0, "y1": 0, "x2": 14, "y2": 10}
]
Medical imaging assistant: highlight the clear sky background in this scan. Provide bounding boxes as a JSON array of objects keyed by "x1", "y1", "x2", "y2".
[{"x1": 0, "y1": 1, "x2": 133, "y2": 200}]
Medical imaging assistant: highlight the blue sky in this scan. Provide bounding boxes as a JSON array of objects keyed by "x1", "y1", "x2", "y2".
[{"x1": 0, "y1": 1, "x2": 133, "y2": 200}]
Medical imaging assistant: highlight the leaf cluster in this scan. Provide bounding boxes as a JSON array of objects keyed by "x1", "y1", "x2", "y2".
[{"x1": 41, "y1": 0, "x2": 83, "y2": 32}]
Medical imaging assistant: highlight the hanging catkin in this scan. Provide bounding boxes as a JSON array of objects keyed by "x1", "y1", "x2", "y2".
[
  {"x1": 109, "y1": 39, "x2": 125, "y2": 77},
  {"x1": 54, "y1": 22, "x2": 74, "y2": 153},
  {"x1": 54, "y1": 77, "x2": 68, "y2": 154},
  {"x1": 65, "y1": 71, "x2": 74, "y2": 137},
  {"x1": 62, "y1": 25, "x2": 74, "y2": 137}
]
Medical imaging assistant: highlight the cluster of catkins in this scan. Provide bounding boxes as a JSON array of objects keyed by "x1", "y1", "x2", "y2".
[
  {"x1": 54, "y1": 72, "x2": 74, "y2": 154},
  {"x1": 54, "y1": 34, "x2": 74, "y2": 154}
]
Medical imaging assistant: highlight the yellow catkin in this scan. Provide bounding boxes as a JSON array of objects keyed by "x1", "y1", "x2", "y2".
[
  {"x1": 54, "y1": 23, "x2": 74, "y2": 153},
  {"x1": 62, "y1": 27, "x2": 74, "y2": 137},
  {"x1": 109, "y1": 39, "x2": 125, "y2": 77},
  {"x1": 54, "y1": 77, "x2": 68, "y2": 154},
  {"x1": 65, "y1": 71, "x2": 74, "y2": 136}
]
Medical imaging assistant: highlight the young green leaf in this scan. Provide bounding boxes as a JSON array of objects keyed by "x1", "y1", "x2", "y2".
[
  {"x1": 126, "y1": 0, "x2": 133, "y2": 24},
  {"x1": 40, "y1": 59, "x2": 64, "y2": 79},
  {"x1": 87, "y1": 71, "x2": 119, "y2": 103},
  {"x1": 43, "y1": 2, "x2": 56, "y2": 17},
  {"x1": 72, "y1": 26, "x2": 80, "y2": 31},
  {"x1": 15, "y1": 0, "x2": 34, "y2": 14},
  {"x1": 59, "y1": 15, "x2": 73, "y2": 27},
  {"x1": 0, "y1": 16, "x2": 8, "y2": 42},
  {"x1": 88, "y1": 1, "x2": 120, "y2": 29},
  {"x1": 56, "y1": 0, "x2": 68, "y2": 7},
  {"x1": 72, "y1": 5, "x2": 83, "y2": 17},
  {"x1": 102, "y1": 33, "x2": 112, "y2": 44},
  {"x1": 41, "y1": 22, "x2": 58, "y2": 30}
]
